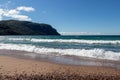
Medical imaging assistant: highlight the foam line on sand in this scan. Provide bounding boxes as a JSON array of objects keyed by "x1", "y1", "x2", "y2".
[{"x1": 0, "y1": 55, "x2": 120, "y2": 80}]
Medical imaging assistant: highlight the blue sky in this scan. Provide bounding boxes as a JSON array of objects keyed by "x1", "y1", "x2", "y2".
[{"x1": 0, "y1": 0, "x2": 120, "y2": 35}]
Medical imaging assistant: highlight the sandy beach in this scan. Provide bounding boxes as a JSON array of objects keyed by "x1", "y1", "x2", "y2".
[{"x1": 0, "y1": 54, "x2": 120, "y2": 80}]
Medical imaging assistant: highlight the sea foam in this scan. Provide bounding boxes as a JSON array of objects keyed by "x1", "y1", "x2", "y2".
[
  {"x1": 31, "y1": 39, "x2": 120, "y2": 44},
  {"x1": 0, "y1": 43, "x2": 120, "y2": 61},
  {"x1": 6, "y1": 37, "x2": 120, "y2": 44},
  {"x1": 8, "y1": 38, "x2": 120, "y2": 44}
]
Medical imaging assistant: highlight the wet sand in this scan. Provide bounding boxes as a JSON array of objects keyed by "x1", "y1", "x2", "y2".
[
  {"x1": 0, "y1": 55, "x2": 120, "y2": 79},
  {"x1": 0, "y1": 50, "x2": 120, "y2": 80}
]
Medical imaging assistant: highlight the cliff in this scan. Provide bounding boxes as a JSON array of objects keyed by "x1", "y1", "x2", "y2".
[{"x1": 0, "y1": 20, "x2": 60, "y2": 35}]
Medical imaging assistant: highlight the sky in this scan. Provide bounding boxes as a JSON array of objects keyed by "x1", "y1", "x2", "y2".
[{"x1": 0, "y1": 0, "x2": 120, "y2": 35}]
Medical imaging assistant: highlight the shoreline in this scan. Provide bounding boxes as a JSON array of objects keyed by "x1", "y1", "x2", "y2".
[
  {"x1": 0, "y1": 55, "x2": 120, "y2": 74},
  {"x1": 0, "y1": 51, "x2": 120, "y2": 79},
  {"x1": 0, "y1": 56, "x2": 120, "y2": 80},
  {"x1": 0, "y1": 50, "x2": 120, "y2": 69}
]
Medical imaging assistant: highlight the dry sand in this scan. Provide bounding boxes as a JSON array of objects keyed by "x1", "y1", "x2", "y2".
[{"x1": 0, "y1": 55, "x2": 120, "y2": 80}]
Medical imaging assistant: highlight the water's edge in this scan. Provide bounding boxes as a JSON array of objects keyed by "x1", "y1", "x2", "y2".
[{"x1": 0, "y1": 50, "x2": 120, "y2": 70}]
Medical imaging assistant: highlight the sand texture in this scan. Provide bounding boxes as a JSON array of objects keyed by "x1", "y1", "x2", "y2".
[{"x1": 0, "y1": 55, "x2": 120, "y2": 80}]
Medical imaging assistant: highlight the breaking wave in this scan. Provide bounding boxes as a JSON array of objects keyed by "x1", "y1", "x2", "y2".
[
  {"x1": 0, "y1": 43, "x2": 120, "y2": 61},
  {"x1": 8, "y1": 38, "x2": 120, "y2": 44},
  {"x1": 31, "y1": 39, "x2": 120, "y2": 44}
]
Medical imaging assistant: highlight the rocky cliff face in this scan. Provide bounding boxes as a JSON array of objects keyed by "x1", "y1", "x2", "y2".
[{"x1": 0, "y1": 20, "x2": 60, "y2": 35}]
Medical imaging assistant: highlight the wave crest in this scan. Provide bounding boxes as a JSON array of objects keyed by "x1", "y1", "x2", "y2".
[
  {"x1": 6, "y1": 38, "x2": 120, "y2": 44},
  {"x1": 31, "y1": 39, "x2": 120, "y2": 44},
  {"x1": 0, "y1": 43, "x2": 120, "y2": 61}
]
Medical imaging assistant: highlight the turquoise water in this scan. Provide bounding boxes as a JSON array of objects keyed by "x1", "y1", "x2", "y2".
[{"x1": 0, "y1": 35, "x2": 120, "y2": 61}]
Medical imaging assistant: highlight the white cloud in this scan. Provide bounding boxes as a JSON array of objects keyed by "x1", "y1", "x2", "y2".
[
  {"x1": 17, "y1": 6, "x2": 35, "y2": 12},
  {"x1": 11, "y1": 15, "x2": 31, "y2": 21},
  {"x1": 0, "y1": 16, "x2": 2, "y2": 20},
  {"x1": 0, "y1": 6, "x2": 35, "y2": 21},
  {"x1": 8, "y1": 9, "x2": 19, "y2": 15},
  {"x1": 0, "y1": 9, "x2": 4, "y2": 14},
  {"x1": 0, "y1": 9, "x2": 4, "y2": 20}
]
